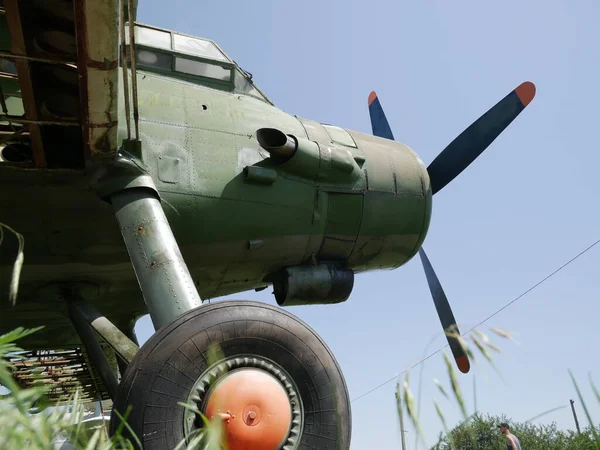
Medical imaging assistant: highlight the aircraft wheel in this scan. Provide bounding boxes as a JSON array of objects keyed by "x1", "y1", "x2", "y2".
[{"x1": 110, "y1": 300, "x2": 351, "y2": 450}]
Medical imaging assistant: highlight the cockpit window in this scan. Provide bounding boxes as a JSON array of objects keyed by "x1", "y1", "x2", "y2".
[
  {"x1": 123, "y1": 23, "x2": 271, "y2": 104},
  {"x1": 132, "y1": 26, "x2": 171, "y2": 50},
  {"x1": 172, "y1": 34, "x2": 228, "y2": 62},
  {"x1": 175, "y1": 57, "x2": 231, "y2": 81}
]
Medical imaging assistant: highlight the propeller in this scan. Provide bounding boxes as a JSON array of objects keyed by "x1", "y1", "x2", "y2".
[
  {"x1": 426, "y1": 81, "x2": 536, "y2": 195},
  {"x1": 367, "y1": 82, "x2": 536, "y2": 373}
]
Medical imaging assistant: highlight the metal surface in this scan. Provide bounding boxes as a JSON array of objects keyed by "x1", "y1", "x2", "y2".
[
  {"x1": 9, "y1": 348, "x2": 112, "y2": 404},
  {"x1": 73, "y1": 0, "x2": 120, "y2": 161},
  {"x1": 272, "y1": 264, "x2": 354, "y2": 307},
  {"x1": 3, "y1": 0, "x2": 46, "y2": 168},
  {"x1": 187, "y1": 355, "x2": 303, "y2": 450},
  {"x1": 0, "y1": 51, "x2": 74, "y2": 65},
  {"x1": 203, "y1": 369, "x2": 293, "y2": 450},
  {"x1": 118, "y1": 1, "x2": 132, "y2": 140},
  {"x1": 111, "y1": 187, "x2": 203, "y2": 329},
  {"x1": 68, "y1": 303, "x2": 119, "y2": 400},
  {"x1": 126, "y1": 0, "x2": 140, "y2": 140},
  {"x1": 256, "y1": 127, "x2": 297, "y2": 161},
  {"x1": 69, "y1": 300, "x2": 139, "y2": 364},
  {"x1": 0, "y1": 115, "x2": 79, "y2": 126}
]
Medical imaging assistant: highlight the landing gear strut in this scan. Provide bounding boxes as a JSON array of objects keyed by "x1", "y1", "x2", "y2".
[{"x1": 96, "y1": 153, "x2": 351, "y2": 449}]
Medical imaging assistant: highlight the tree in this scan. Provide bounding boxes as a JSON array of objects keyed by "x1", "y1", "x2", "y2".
[{"x1": 432, "y1": 414, "x2": 599, "y2": 450}]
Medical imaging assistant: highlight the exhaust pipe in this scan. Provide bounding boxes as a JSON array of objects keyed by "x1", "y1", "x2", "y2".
[{"x1": 256, "y1": 128, "x2": 297, "y2": 162}]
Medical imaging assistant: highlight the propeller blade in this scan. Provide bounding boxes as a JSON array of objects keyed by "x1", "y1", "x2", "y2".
[
  {"x1": 368, "y1": 91, "x2": 395, "y2": 140},
  {"x1": 427, "y1": 81, "x2": 536, "y2": 195},
  {"x1": 418, "y1": 248, "x2": 470, "y2": 373}
]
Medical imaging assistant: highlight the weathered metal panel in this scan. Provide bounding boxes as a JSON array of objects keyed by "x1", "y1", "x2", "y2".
[
  {"x1": 10, "y1": 346, "x2": 115, "y2": 405},
  {"x1": 322, "y1": 124, "x2": 357, "y2": 148},
  {"x1": 73, "y1": 0, "x2": 119, "y2": 162},
  {"x1": 297, "y1": 117, "x2": 332, "y2": 145},
  {"x1": 231, "y1": 94, "x2": 307, "y2": 138},
  {"x1": 318, "y1": 192, "x2": 363, "y2": 261}
]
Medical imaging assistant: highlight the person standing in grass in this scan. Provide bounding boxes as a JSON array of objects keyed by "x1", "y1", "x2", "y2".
[{"x1": 498, "y1": 422, "x2": 522, "y2": 450}]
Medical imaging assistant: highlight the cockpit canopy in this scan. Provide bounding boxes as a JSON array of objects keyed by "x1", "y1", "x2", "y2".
[{"x1": 124, "y1": 23, "x2": 271, "y2": 104}]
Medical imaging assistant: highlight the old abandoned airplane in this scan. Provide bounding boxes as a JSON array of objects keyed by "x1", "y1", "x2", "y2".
[{"x1": 0, "y1": 1, "x2": 535, "y2": 448}]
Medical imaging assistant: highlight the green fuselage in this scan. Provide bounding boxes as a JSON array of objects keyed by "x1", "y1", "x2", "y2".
[
  {"x1": 127, "y1": 69, "x2": 432, "y2": 299},
  {"x1": 0, "y1": 62, "x2": 431, "y2": 349}
]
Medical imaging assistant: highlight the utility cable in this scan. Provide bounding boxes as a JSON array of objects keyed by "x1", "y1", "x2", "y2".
[{"x1": 350, "y1": 237, "x2": 600, "y2": 403}]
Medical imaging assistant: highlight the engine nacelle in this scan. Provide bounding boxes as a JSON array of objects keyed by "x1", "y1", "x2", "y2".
[{"x1": 272, "y1": 264, "x2": 354, "y2": 307}]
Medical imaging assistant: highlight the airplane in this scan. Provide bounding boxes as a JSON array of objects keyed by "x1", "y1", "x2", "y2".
[{"x1": 0, "y1": 1, "x2": 535, "y2": 449}]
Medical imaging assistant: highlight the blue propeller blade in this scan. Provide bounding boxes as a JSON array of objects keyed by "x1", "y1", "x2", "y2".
[
  {"x1": 368, "y1": 91, "x2": 394, "y2": 140},
  {"x1": 366, "y1": 90, "x2": 471, "y2": 374}
]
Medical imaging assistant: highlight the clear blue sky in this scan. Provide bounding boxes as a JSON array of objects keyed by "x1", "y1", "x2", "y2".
[{"x1": 134, "y1": 1, "x2": 600, "y2": 448}]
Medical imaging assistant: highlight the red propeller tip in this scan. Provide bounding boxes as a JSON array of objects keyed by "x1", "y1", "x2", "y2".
[
  {"x1": 456, "y1": 354, "x2": 471, "y2": 374},
  {"x1": 368, "y1": 91, "x2": 378, "y2": 106},
  {"x1": 515, "y1": 81, "x2": 536, "y2": 107}
]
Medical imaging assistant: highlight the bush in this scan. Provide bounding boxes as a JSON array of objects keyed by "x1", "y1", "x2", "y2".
[{"x1": 432, "y1": 414, "x2": 599, "y2": 450}]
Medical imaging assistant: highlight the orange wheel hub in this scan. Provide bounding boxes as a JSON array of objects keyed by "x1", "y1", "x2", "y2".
[{"x1": 204, "y1": 368, "x2": 292, "y2": 450}]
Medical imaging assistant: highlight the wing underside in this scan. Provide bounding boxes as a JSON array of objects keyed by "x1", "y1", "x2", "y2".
[
  {"x1": 0, "y1": 0, "x2": 121, "y2": 169},
  {"x1": 1, "y1": 0, "x2": 126, "y2": 404}
]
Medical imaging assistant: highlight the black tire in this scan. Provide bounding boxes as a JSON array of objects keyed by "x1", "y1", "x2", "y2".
[{"x1": 110, "y1": 300, "x2": 351, "y2": 449}]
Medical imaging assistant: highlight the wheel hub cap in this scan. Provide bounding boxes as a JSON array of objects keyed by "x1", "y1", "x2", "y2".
[{"x1": 205, "y1": 368, "x2": 292, "y2": 450}]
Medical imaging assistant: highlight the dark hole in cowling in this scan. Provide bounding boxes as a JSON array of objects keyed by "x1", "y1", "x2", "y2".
[{"x1": 202, "y1": 105, "x2": 208, "y2": 110}]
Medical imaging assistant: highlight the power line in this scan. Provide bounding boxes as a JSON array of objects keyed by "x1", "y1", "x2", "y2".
[{"x1": 350, "y1": 237, "x2": 600, "y2": 403}]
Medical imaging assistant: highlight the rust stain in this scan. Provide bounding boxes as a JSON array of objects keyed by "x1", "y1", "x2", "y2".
[
  {"x1": 87, "y1": 59, "x2": 118, "y2": 71},
  {"x1": 73, "y1": 0, "x2": 91, "y2": 161}
]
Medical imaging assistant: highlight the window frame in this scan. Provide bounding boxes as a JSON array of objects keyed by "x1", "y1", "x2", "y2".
[
  {"x1": 122, "y1": 23, "x2": 273, "y2": 103},
  {"x1": 125, "y1": 43, "x2": 236, "y2": 91}
]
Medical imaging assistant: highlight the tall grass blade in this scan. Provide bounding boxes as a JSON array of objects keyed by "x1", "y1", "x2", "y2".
[
  {"x1": 524, "y1": 405, "x2": 568, "y2": 423},
  {"x1": 445, "y1": 326, "x2": 475, "y2": 362},
  {"x1": 442, "y1": 350, "x2": 468, "y2": 420},
  {"x1": 0, "y1": 223, "x2": 25, "y2": 306},
  {"x1": 471, "y1": 335, "x2": 504, "y2": 381},
  {"x1": 395, "y1": 382, "x2": 406, "y2": 448},
  {"x1": 10, "y1": 247, "x2": 24, "y2": 306},
  {"x1": 433, "y1": 378, "x2": 449, "y2": 399},
  {"x1": 112, "y1": 407, "x2": 142, "y2": 449},
  {"x1": 490, "y1": 327, "x2": 520, "y2": 345},
  {"x1": 403, "y1": 372, "x2": 426, "y2": 448},
  {"x1": 434, "y1": 398, "x2": 448, "y2": 433},
  {"x1": 490, "y1": 327, "x2": 511, "y2": 338},
  {"x1": 589, "y1": 373, "x2": 600, "y2": 404}
]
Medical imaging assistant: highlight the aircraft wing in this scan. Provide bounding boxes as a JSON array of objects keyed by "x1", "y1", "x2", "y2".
[
  {"x1": 0, "y1": 0, "x2": 127, "y2": 169},
  {"x1": 0, "y1": 0, "x2": 137, "y2": 405}
]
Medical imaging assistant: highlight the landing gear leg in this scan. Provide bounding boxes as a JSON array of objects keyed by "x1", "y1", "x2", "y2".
[
  {"x1": 92, "y1": 151, "x2": 203, "y2": 330},
  {"x1": 110, "y1": 187, "x2": 202, "y2": 329},
  {"x1": 95, "y1": 154, "x2": 351, "y2": 449}
]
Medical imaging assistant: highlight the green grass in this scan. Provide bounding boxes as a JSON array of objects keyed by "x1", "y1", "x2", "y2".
[{"x1": 0, "y1": 326, "x2": 228, "y2": 449}]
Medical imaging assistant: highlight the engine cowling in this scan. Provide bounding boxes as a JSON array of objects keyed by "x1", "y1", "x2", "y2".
[{"x1": 255, "y1": 120, "x2": 432, "y2": 276}]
